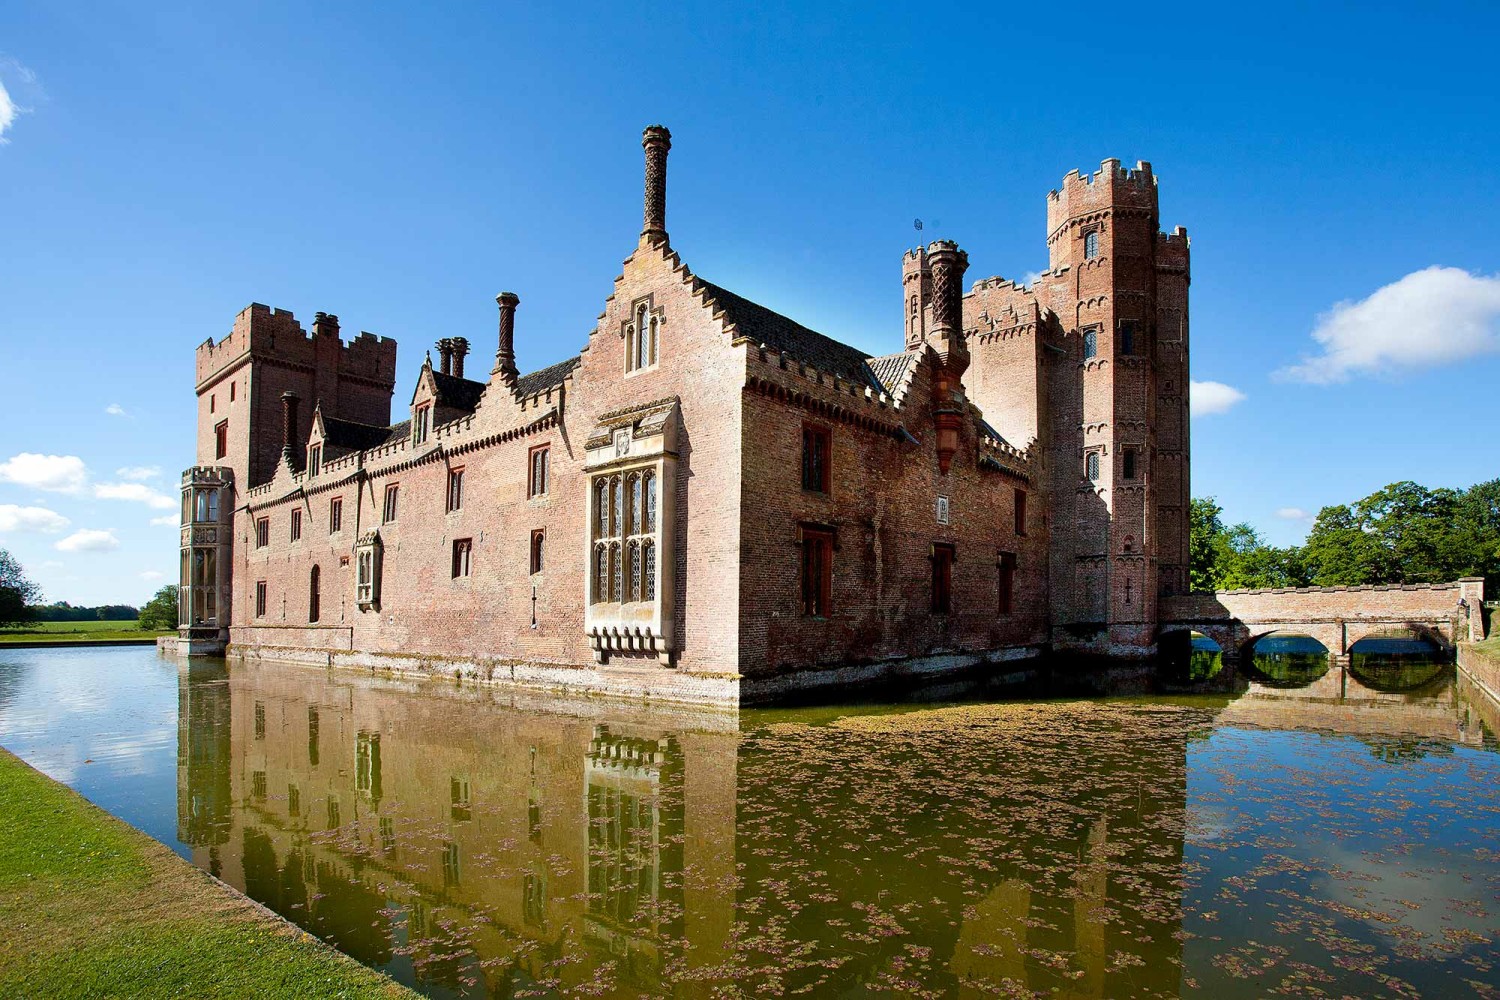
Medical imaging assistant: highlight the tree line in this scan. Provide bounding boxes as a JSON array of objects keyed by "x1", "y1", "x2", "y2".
[
  {"x1": 0, "y1": 549, "x2": 177, "y2": 630},
  {"x1": 1191, "y1": 479, "x2": 1500, "y2": 593}
]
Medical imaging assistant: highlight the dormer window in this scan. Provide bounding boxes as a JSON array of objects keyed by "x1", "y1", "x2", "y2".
[
  {"x1": 413, "y1": 404, "x2": 431, "y2": 446},
  {"x1": 625, "y1": 302, "x2": 659, "y2": 373},
  {"x1": 1084, "y1": 229, "x2": 1100, "y2": 259},
  {"x1": 307, "y1": 444, "x2": 321, "y2": 477}
]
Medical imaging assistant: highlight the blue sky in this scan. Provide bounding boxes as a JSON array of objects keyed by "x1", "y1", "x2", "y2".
[{"x1": 2, "y1": 1, "x2": 1498, "y2": 605}]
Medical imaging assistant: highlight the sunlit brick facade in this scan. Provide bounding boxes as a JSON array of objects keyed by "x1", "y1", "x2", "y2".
[{"x1": 175, "y1": 126, "x2": 1191, "y2": 704}]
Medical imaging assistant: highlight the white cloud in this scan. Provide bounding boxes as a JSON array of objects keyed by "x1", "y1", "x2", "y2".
[
  {"x1": 149, "y1": 514, "x2": 179, "y2": 527},
  {"x1": 0, "y1": 504, "x2": 70, "y2": 534},
  {"x1": 1278, "y1": 267, "x2": 1500, "y2": 384},
  {"x1": 1275, "y1": 507, "x2": 1311, "y2": 520},
  {"x1": 1190, "y1": 380, "x2": 1246, "y2": 417},
  {"x1": 105, "y1": 403, "x2": 128, "y2": 417},
  {"x1": 93, "y1": 482, "x2": 176, "y2": 510},
  {"x1": 0, "y1": 453, "x2": 88, "y2": 493},
  {"x1": 55, "y1": 529, "x2": 120, "y2": 553},
  {"x1": 139, "y1": 570, "x2": 165, "y2": 582},
  {"x1": 116, "y1": 465, "x2": 161, "y2": 481},
  {"x1": 0, "y1": 77, "x2": 15, "y2": 144}
]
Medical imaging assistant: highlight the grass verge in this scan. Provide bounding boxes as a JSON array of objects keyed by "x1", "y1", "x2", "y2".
[
  {"x1": 0, "y1": 748, "x2": 414, "y2": 999},
  {"x1": 0, "y1": 620, "x2": 173, "y2": 645}
]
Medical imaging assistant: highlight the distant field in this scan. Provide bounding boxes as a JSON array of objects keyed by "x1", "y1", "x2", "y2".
[{"x1": 0, "y1": 621, "x2": 172, "y2": 644}]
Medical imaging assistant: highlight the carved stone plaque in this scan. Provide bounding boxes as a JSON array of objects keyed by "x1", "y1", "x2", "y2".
[{"x1": 613, "y1": 427, "x2": 631, "y2": 457}]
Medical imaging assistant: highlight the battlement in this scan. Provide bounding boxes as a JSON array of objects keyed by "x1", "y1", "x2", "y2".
[
  {"x1": 1156, "y1": 226, "x2": 1191, "y2": 272},
  {"x1": 1046, "y1": 158, "x2": 1158, "y2": 237},
  {"x1": 195, "y1": 302, "x2": 398, "y2": 391}
]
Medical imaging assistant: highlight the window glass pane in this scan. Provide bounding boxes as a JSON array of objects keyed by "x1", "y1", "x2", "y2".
[
  {"x1": 630, "y1": 542, "x2": 641, "y2": 601},
  {"x1": 644, "y1": 472, "x2": 656, "y2": 532},
  {"x1": 631, "y1": 475, "x2": 642, "y2": 535},
  {"x1": 643, "y1": 540, "x2": 655, "y2": 600},
  {"x1": 611, "y1": 478, "x2": 622, "y2": 537},
  {"x1": 596, "y1": 481, "x2": 609, "y2": 538},
  {"x1": 1083, "y1": 329, "x2": 1097, "y2": 359}
]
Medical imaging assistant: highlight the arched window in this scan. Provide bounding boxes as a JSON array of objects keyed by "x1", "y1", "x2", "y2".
[
  {"x1": 1086, "y1": 451, "x2": 1100, "y2": 481},
  {"x1": 629, "y1": 541, "x2": 641, "y2": 601},
  {"x1": 643, "y1": 471, "x2": 656, "y2": 532},
  {"x1": 611, "y1": 477, "x2": 623, "y2": 537},
  {"x1": 1084, "y1": 230, "x2": 1099, "y2": 259},
  {"x1": 594, "y1": 545, "x2": 608, "y2": 601},
  {"x1": 637, "y1": 309, "x2": 649, "y2": 371},
  {"x1": 648, "y1": 313, "x2": 659, "y2": 366},
  {"x1": 611, "y1": 542, "x2": 623, "y2": 602},
  {"x1": 596, "y1": 481, "x2": 609, "y2": 538},
  {"x1": 309, "y1": 566, "x2": 321, "y2": 624}
]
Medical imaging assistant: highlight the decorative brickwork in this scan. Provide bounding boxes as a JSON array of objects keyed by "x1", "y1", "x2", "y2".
[{"x1": 174, "y1": 128, "x2": 1212, "y2": 704}]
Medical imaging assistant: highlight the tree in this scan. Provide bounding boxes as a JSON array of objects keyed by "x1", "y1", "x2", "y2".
[
  {"x1": 0, "y1": 549, "x2": 43, "y2": 628},
  {"x1": 1301, "y1": 503, "x2": 1392, "y2": 586},
  {"x1": 1189, "y1": 497, "x2": 1225, "y2": 592},
  {"x1": 138, "y1": 586, "x2": 179, "y2": 631}
]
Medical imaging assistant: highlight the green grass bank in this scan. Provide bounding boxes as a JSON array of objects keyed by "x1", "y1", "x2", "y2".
[
  {"x1": 0, "y1": 748, "x2": 414, "y2": 999},
  {"x1": 0, "y1": 620, "x2": 173, "y2": 645}
]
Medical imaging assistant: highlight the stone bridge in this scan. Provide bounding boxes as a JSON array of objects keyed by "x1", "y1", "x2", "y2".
[{"x1": 1159, "y1": 577, "x2": 1487, "y2": 664}]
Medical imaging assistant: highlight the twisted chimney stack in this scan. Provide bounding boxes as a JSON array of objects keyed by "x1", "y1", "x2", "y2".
[
  {"x1": 493, "y1": 292, "x2": 520, "y2": 382},
  {"x1": 641, "y1": 125, "x2": 672, "y2": 245},
  {"x1": 450, "y1": 337, "x2": 469, "y2": 379}
]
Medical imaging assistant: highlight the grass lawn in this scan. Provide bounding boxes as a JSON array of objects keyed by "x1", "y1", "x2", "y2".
[
  {"x1": 0, "y1": 748, "x2": 415, "y2": 999},
  {"x1": 0, "y1": 620, "x2": 173, "y2": 644}
]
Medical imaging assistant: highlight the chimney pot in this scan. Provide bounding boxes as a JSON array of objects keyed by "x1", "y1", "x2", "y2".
[{"x1": 451, "y1": 337, "x2": 469, "y2": 379}]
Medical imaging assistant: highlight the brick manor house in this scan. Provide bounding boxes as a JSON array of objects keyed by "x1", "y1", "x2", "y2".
[{"x1": 173, "y1": 126, "x2": 1191, "y2": 705}]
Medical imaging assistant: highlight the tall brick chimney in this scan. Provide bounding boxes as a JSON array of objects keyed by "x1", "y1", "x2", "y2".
[
  {"x1": 641, "y1": 125, "x2": 672, "y2": 245},
  {"x1": 436, "y1": 338, "x2": 454, "y2": 376},
  {"x1": 280, "y1": 391, "x2": 301, "y2": 471},
  {"x1": 451, "y1": 337, "x2": 469, "y2": 379},
  {"x1": 924, "y1": 241, "x2": 970, "y2": 474},
  {"x1": 313, "y1": 312, "x2": 340, "y2": 339},
  {"x1": 493, "y1": 292, "x2": 520, "y2": 382}
]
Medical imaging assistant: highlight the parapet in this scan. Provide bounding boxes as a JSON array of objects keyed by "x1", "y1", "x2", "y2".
[
  {"x1": 1156, "y1": 226, "x2": 1191, "y2": 272},
  {"x1": 195, "y1": 302, "x2": 398, "y2": 391},
  {"x1": 1046, "y1": 158, "x2": 1158, "y2": 238}
]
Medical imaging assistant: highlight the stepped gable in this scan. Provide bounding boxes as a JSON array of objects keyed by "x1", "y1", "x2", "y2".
[
  {"x1": 976, "y1": 416, "x2": 1011, "y2": 448},
  {"x1": 515, "y1": 356, "x2": 580, "y2": 398},
  {"x1": 698, "y1": 281, "x2": 883, "y2": 391},
  {"x1": 431, "y1": 370, "x2": 488, "y2": 412}
]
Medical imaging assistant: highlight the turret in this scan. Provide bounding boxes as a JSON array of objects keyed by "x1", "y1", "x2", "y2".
[{"x1": 902, "y1": 247, "x2": 932, "y2": 350}]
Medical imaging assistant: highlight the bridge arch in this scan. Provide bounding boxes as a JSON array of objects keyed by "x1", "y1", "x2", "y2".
[{"x1": 1240, "y1": 632, "x2": 1333, "y2": 690}]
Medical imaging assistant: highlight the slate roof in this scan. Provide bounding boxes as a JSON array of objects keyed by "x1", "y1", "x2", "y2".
[
  {"x1": 322, "y1": 416, "x2": 398, "y2": 453},
  {"x1": 515, "y1": 355, "x2": 580, "y2": 397},
  {"x1": 699, "y1": 281, "x2": 885, "y2": 391},
  {"x1": 865, "y1": 352, "x2": 919, "y2": 396},
  {"x1": 431, "y1": 370, "x2": 488, "y2": 411}
]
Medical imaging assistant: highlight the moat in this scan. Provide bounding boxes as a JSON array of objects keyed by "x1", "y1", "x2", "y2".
[{"x1": 1, "y1": 644, "x2": 1497, "y2": 998}]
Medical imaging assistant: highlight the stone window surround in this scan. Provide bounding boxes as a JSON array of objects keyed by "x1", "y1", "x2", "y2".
[{"x1": 622, "y1": 296, "x2": 662, "y2": 376}]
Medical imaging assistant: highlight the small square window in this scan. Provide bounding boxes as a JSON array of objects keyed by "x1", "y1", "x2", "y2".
[
  {"x1": 214, "y1": 421, "x2": 228, "y2": 460},
  {"x1": 329, "y1": 497, "x2": 343, "y2": 534},
  {"x1": 1084, "y1": 229, "x2": 1100, "y2": 259},
  {"x1": 255, "y1": 517, "x2": 269, "y2": 548},
  {"x1": 1082, "y1": 328, "x2": 1098, "y2": 360},
  {"x1": 447, "y1": 468, "x2": 464, "y2": 513},
  {"x1": 529, "y1": 445, "x2": 550, "y2": 498},
  {"x1": 290, "y1": 508, "x2": 302, "y2": 542},
  {"x1": 382, "y1": 484, "x2": 399, "y2": 524},
  {"x1": 802, "y1": 424, "x2": 831, "y2": 493},
  {"x1": 452, "y1": 538, "x2": 472, "y2": 578}
]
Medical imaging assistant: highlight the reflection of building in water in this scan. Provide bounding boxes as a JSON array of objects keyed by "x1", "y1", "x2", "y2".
[
  {"x1": 585, "y1": 728, "x2": 684, "y2": 985},
  {"x1": 180, "y1": 659, "x2": 1191, "y2": 997},
  {"x1": 176, "y1": 661, "x2": 232, "y2": 869},
  {"x1": 179, "y1": 661, "x2": 736, "y2": 997}
]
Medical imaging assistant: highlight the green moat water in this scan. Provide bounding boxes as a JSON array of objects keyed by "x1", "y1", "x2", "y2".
[{"x1": 1, "y1": 645, "x2": 1497, "y2": 998}]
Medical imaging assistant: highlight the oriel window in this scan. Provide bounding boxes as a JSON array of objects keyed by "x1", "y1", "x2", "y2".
[{"x1": 591, "y1": 468, "x2": 657, "y2": 604}]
